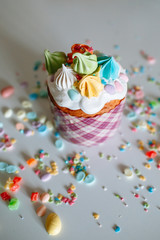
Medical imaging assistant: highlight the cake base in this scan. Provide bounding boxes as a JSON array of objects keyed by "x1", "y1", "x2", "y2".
[{"x1": 48, "y1": 96, "x2": 125, "y2": 147}]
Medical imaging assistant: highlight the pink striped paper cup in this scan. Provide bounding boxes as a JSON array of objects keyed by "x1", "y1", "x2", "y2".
[{"x1": 48, "y1": 97, "x2": 125, "y2": 147}]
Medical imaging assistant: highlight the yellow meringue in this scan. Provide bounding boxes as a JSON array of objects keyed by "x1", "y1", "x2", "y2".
[{"x1": 78, "y1": 75, "x2": 103, "y2": 98}]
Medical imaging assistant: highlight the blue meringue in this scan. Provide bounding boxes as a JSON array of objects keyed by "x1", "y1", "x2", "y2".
[{"x1": 98, "y1": 56, "x2": 120, "y2": 80}]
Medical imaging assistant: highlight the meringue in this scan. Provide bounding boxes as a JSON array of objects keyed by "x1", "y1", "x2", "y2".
[
  {"x1": 78, "y1": 75, "x2": 103, "y2": 98},
  {"x1": 54, "y1": 64, "x2": 77, "y2": 90},
  {"x1": 72, "y1": 52, "x2": 98, "y2": 75},
  {"x1": 44, "y1": 50, "x2": 67, "y2": 75}
]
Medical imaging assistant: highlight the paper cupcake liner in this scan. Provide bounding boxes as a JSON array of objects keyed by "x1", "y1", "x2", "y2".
[{"x1": 48, "y1": 97, "x2": 125, "y2": 147}]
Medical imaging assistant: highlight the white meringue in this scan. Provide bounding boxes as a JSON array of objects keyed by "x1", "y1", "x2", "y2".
[{"x1": 54, "y1": 64, "x2": 77, "y2": 90}]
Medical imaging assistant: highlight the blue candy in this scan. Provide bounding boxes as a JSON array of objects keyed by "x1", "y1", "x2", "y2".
[
  {"x1": 0, "y1": 162, "x2": 8, "y2": 171},
  {"x1": 114, "y1": 226, "x2": 121, "y2": 233},
  {"x1": 27, "y1": 112, "x2": 37, "y2": 120},
  {"x1": 68, "y1": 89, "x2": 80, "y2": 101},
  {"x1": 54, "y1": 132, "x2": 60, "y2": 138},
  {"x1": 55, "y1": 139, "x2": 64, "y2": 150},
  {"x1": 84, "y1": 174, "x2": 95, "y2": 184},
  {"x1": 29, "y1": 93, "x2": 38, "y2": 100},
  {"x1": 6, "y1": 165, "x2": 18, "y2": 173},
  {"x1": 127, "y1": 112, "x2": 137, "y2": 121},
  {"x1": 38, "y1": 125, "x2": 47, "y2": 133},
  {"x1": 76, "y1": 171, "x2": 85, "y2": 182}
]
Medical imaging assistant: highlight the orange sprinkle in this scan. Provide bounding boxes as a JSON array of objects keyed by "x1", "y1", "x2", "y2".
[{"x1": 27, "y1": 158, "x2": 37, "y2": 166}]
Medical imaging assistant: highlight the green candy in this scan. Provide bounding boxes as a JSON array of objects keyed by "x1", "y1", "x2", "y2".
[
  {"x1": 8, "y1": 198, "x2": 20, "y2": 210},
  {"x1": 44, "y1": 50, "x2": 67, "y2": 75},
  {"x1": 72, "y1": 52, "x2": 98, "y2": 75}
]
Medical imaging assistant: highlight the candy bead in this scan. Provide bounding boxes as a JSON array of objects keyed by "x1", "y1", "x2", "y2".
[
  {"x1": 76, "y1": 171, "x2": 85, "y2": 182},
  {"x1": 114, "y1": 80, "x2": 123, "y2": 92},
  {"x1": 40, "y1": 173, "x2": 52, "y2": 182},
  {"x1": 68, "y1": 89, "x2": 80, "y2": 101},
  {"x1": 0, "y1": 192, "x2": 11, "y2": 201},
  {"x1": 4, "y1": 108, "x2": 13, "y2": 118},
  {"x1": 93, "y1": 212, "x2": 99, "y2": 220},
  {"x1": 16, "y1": 123, "x2": 25, "y2": 131},
  {"x1": 145, "y1": 150, "x2": 157, "y2": 158},
  {"x1": 1, "y1": 86, "x2": 14, "y2": 98},
  {"x1": 22, "y1": 100, "x2": 32, "y2": 108},
  {"x1": 114, "y1": 225, "x2": 121, "y2": 233},
  {"x1": 55, "y1": 139, "x2": 64, "y2": 150},
  {"x1": 29, "y1": 93, "x2": 38, "y2": 100},
  {"x1": 27, "y1": 158, "x2": 37, "y2": 167},
  {"x1": 40, "y1": 193, "x2": 50, "y2": 203},
  {"x1": 104, "y1": 84, "x2": 116, "y2": 94},
  {"x1": 0, "y1": 162, "x2": 8, "y2": 171},
  {"x1": 39, "y1": 115, "x2": 47, "y2": 124},
  {"x1": 45, "y1": 212, "x2": 62, "y2": 236},
  {"x1": 46, "y1": 121, "x2": 54, "y2": 130},
  {"x1": 8, "y1": 198, "x2": 20, "y2": 210},
  {"x1": 36, "y1": 205, "x2": 47, "y2": 217},
  {"x1": 84, "y1": 174, "x2": 95, "y2": 184},
  {"x1": 5, "y1": 165, "x2": 18, "y2": 173},
  {"x1": 124, "y1": 168, "x2": 133, "y2": 177},
  {"x1": 26, "y1": 112, "x2": 37, "y2": 120},
  {"x1": 31, "y1": 192, "x2": 39, "y2": 202},
  {"x1": 16, "y1": 110, "x2": 26, "y2": 119},
  {"x1": 38, "y1": 125, "x2": 47, "y2": 133}
]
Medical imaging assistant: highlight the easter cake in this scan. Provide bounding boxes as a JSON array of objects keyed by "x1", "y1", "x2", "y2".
[{"x1": 45, "y1": 43, "x2": 128, "y2": 147}]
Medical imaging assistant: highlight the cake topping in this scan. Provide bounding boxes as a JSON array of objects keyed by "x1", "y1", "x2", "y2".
[
  {"x1": 67, "y1": 89, "x2": 81, "y2": 101},
  {"x1": 78, "y1": 75, "x2": 103, "y2": 98},
  {"x1": 54, "y1": 64, "x2": 76, "y2": 90},
  {"x1": 98, "y1": 56, "x2": 120, "y2": 80},
  {"x1": 44, "y1": 50, "x2": 67, "y2": 75},
  {"x1": 72, "y1": 52, "x2": 98, "y2": 75},
  {"x1": 104, "y1": 84, "x2": 116, "y2": 95},
  {"x1": 46, "y1": 43, "x2": 128, "y2": 114},
  {"x1": 114, "y1": 80, "x2": 123, "y2": 92},
  {"x1": 67, "y1": 43, "x2": 93, "y2": 64}
]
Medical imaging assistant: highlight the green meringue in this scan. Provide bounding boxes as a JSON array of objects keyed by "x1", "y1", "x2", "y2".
[
  {"x1": 72, "y1": 52, "x2": 98, "y2": 75},
  {"x1": 44, "y1": 50, "x2": 67, "y2": 75}
]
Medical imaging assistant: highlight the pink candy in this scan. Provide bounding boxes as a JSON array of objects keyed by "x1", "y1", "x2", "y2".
[
  {"x1": 1, "y1": 86, "x2": 15, "y2": 98},
  {"x1": 36, "y1": 205, "x2": 46, "y2": 217},
  {"x1": 119, "y1": 73, "x2": 129, "y2": 82},
  {"x1": 40, "y1": 193, "x2": 50, "y2": 203},
  {"x1": 114, "y1": 80, "x2": 123, "y2": 92}
]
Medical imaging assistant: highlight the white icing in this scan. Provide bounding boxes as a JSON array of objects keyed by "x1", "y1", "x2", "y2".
[
  {"x1": 54, "y1": 64, "x2": 77, "y2": 90},
  {"x1": 48, "y1": 68, "x2": 128, "y2": 115}
]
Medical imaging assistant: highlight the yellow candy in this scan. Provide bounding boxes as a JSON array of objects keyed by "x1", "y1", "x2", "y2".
[
  {"x1": 10, "y1": 138, "x2": 16, "y2": 144},
  {"x1": 147, "y1": 125, "x2": 156, "y2": 134},
  {"x1": 51, "y1": 170, "x2": 58, "y2": 176},
  {"x1": 70, "y1": 184, "x2": 76, "y2": 191},
  {"x1": 93, "y1": 212, "x2": 99, "y2": 220},
  {"x1": 4, "y1": 178, "x2": 14, "y2": 189},
  {"x1": 75, "y1": 153, "x2": 80, "y2": 159},
  {"x1": 23, "y1": 117, "x2": 28, "y2": 122},
  {"x1": 139, "y1": 175, "x2": 146, "y2": 181},
  {"x1": 45, "y1": 212, "x2": 62, "y2": 236},
  {"x1": 138, "y1": 140, "x2": 144, "y2": 146},
  {"x1": 57, "y1": 194, "x2": 63, "y2": 200},
  {"x1": 139, "y1": 146, "x2": 144, "y2": 151},
  {"x1": 78, "y1": 75, "x2": 103, "y2": 98},
  {"x1": 144, "y1": 163, "x2": 151, "y2": 169}
]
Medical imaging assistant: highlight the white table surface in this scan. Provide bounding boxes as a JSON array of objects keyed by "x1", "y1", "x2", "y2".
[{"x1": 0, "y1": 0, "x2": 160, "y2": 239}]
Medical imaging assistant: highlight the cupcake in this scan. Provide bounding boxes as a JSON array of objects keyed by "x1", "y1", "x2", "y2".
[{"x1": 45, "y1": 44, "x2": 128, "y2": 147}]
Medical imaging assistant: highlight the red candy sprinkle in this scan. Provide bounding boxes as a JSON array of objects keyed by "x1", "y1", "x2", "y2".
[
  {"x1": 0, "y1": 192, "x2": 11, "y2": 201},
  {"x1": 10, "y1": 183, "x2": 20, "y2": 192},
  {"x1": 31, "y1": 192, "x2": 39, "y2": 201},
  {"x1": 145, "y1": 151, "x2": 157, "y2": 158},
  {"x1": 134, "y1": 193, "x2": 140, "y2": 198},
  {"x1": 13, "y1": 176, "x2": 22, "y2": 184}
]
